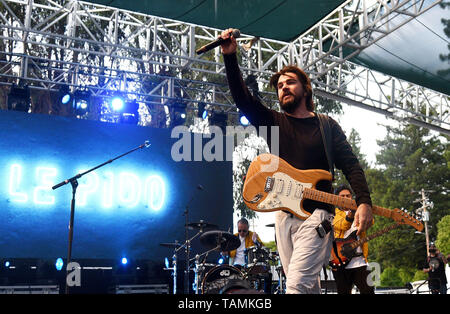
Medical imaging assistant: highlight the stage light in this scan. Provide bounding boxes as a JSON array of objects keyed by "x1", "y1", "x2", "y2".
[
  {"x1": 4, "y1": 261, "x2": 10, "y2": 268},
  {"x1": 7, "y1": 84, "x2": 31, "y2": 112},
  {"x1": 55, "y1": 258, "x2": 64, "y2": 271},
  {"x1": 197, "y1": 102, "x2": 207, "y2": 119},
  {"x1": 121, "y1": 257, "x2": 128, "y2": 265},
  {"x1": 73, "y1": 90, "x2": 90, "y2": 116},
  {"x1": 164, "y1": 257, "x2": 170, "y2": 269},
  {"x1": 111, "y1": 97, "x2": 125, "y2": 112},
  {"x1": 240, "y1": 114, "x2": 249, "y2": 126},
  {"x1": 59, "y1": 85, "x2": 72, "y2": 105},
  {"x1": 170, "y1": 102, "x2": 187, "y2": 127},
  {"x1": 119, "y1": 99, "x2": 139, "y2": 125},
  {"x1": 218, "y1": 257, "x2": 224, "y2": 265},
  {"x1": 62, "y1": 94, "x2": 71, "y2": 104}
]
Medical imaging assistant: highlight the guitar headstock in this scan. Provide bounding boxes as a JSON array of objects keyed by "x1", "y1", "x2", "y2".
[{"x1": 392, "y1": 208, "x2": 424, "y2": 232}]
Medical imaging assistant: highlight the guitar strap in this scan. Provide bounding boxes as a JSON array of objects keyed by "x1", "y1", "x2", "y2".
[{"x1": 317, "y1": 113, "x2": 335, "y2": 180}]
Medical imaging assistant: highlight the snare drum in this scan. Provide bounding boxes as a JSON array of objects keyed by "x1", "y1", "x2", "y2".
[
  {"x1": 201, "y1": 265, "x2": 244, "y2": 294},
  {"x1": 245, "y1": 246, "x2": 270, "y2": 274}
]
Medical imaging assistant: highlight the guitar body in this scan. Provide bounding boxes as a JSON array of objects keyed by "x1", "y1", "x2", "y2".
[
  {"x1": 243, "y1": 153, "x2": 332, "y2": 220},
  {"x1": 329, "y1": 230, "x2": 359, "y2": 269}
]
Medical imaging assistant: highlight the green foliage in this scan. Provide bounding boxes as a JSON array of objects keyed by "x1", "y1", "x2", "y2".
[
  {"x1": 412, "y1": 270, "x2": 428, "y2": 282},
  {"x1": 333, "y1": 128, "x2": 368, "y2": 187},
  {"x1": 366, "y1": 123, "x2": 449, "y2": 272},
  {"x1": 380, "y1": 266, "x2": 426, "y2": 287},
  {"x1": 233, "y1": 158, "x2": 256, "y2": 219},
  {"x1": 380, "y1": 267, "x2": 403, "y2": 287},
  {"x1": 398, "y1": 267, "x2": 415, "y2": 285},
  {"x1": 435, "y1": 215, "x2": 450, "y2": 255},
  {"x1": 263, "y1": 241, "x2": 277, "y2": 252}
]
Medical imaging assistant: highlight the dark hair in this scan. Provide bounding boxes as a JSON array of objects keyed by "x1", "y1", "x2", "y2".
[
  {"x1": 334, "y1": 184, "x2": 353, "y2": 196},
  {"x1": 269, "y1": 65, "x2": 314, "y2": 112},
  {"x1": 237, "y1": 218, "x2": 249, "y2": 226}
]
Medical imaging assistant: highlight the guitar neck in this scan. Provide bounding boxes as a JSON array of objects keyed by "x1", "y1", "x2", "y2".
[
  {"x1": 349, "y1": 223, "x2": 400, "y2": 249},
  {"x1": 303, "y1": 188, "x2": 393, "y2": 219}
]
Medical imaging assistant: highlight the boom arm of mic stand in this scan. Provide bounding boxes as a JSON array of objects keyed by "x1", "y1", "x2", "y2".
[
  {"x1": 52, "y1": 141, "x2": 150, "y2": 190},
  {"x1": 51, "y1": 140, "x2": 150, "y2": 294}
]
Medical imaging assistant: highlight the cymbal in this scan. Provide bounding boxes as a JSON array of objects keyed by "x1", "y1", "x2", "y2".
[
  {"x1": 186, "y1": 220, "x2": 218, "y2": 231},
  {"x1": 265, "y1": 223, "x2": 275, "y2": 227},
  {"x1": 159, "y1": 242, "x2": 181, "y2": 248},
  {"x1": 200, "y1": 230, "x2": 241, "y2": 252}
]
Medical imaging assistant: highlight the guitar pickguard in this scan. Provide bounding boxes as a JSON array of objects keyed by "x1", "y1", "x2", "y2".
[{"x1": 257, "y1": 172, "x2": 312, "y2": 219}]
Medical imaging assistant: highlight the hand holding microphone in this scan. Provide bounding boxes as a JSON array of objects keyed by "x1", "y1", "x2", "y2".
[{"x1": 196, "y1": 28, "x2": 240, "y2": 55}]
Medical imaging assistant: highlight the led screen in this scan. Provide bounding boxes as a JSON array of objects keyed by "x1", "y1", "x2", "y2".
[{"x1": 0, "y1": 110, "x2": 233, "y2": 262}]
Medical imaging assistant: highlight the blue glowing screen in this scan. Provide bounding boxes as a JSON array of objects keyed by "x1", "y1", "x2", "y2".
[{"x1": 0, "y1": 110, "x2": 233, "y2": 260}]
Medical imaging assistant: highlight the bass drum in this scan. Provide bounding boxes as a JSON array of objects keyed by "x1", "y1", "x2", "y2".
[{"x1": 201, "y1": 265, "x2": 244, "y2": 294}]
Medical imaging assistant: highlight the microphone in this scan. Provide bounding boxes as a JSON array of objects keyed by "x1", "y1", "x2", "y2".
[{"x1": 196, "y1": 29, "x2": 240, "y2": 54}]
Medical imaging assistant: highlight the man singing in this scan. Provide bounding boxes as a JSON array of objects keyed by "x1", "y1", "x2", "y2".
[{"x1": 219, "y1": 28, "x2": 373, "y2": 294}]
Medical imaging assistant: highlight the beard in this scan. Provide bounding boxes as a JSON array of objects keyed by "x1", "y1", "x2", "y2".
[{"x1": 280, "y1": 93, "x2": 302, "y2": 113}]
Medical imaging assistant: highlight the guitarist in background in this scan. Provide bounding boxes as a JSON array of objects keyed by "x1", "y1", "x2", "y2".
[
  {"x1": 220, "y1": 29, "x2": 373, "y2": 294},
  {"x1": 423, "y1": 244, "x2": 448, "y2": 294},
  {"x1": 331, "y1": 184, "x2": 374, "y2": 294}
]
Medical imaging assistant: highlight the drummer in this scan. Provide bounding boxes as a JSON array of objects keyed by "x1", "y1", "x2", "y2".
[
  {"x1": 222, "y1": 218, "x2": 273, "y2": 294},
  {"x1": 222, "y1": 218, "x2": 263, "y2": 267}
]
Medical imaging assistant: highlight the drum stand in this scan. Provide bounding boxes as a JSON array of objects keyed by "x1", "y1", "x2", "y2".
[
  {"x1": 163, "y1": 252, "x2": 178, "y2": 294},
  {"x1": 190, "y1": 245, "x2": 220, "y2": 294},
  {"x1": 177, "y1": 225, "x2": 208, "y2": 294},
  {"x1": 274, "y1": 265, "x2": 285, "y2": 294}
]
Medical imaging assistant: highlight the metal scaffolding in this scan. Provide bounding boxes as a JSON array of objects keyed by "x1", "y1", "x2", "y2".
[{"x1": 0, "y1": 0, "x2": 448, "y2": 134}]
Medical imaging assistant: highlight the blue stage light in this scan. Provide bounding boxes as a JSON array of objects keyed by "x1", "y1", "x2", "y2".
[
  {"x1": 197, "y1": 102, "x2": 207, "y2": 120},
  {"x1": 240, "y1": 115, "x2": 249, "y2": 126},
  {"x1": 164, "y1": 257, "x2": 169, "y2": 269},
  {"x1": 112, "y1": 97, "x2": 125, "y2": 112},
  {"x1": 55, "y1": 258, "x2": 64, "y2": 271},
  {"x1": 61, "y1": 94, "x2": 71, "y2": 104},
  {"x1": 73, "y1": 90, "x2": 90, "y2": 115},
  {"x1": 218, "y1": 257, "x2": 224, "y2": 265},
  {"x1": 4, "y1": 261, "x2": 10, "y2": 268},
  {"x1": 59, "y1": 85, "x2": 72, "y2": 105},
  {"x1": 121, "y1": 257, "x2": 128, "y2": 265}
]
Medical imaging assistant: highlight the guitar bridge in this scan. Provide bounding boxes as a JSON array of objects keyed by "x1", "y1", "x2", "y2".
[
  {"x1": 247, "y1": 193, "x2": 263, "y2": 204},
  {"x1": 264, "y1": 176, "x2": 274, "y2": 192}
]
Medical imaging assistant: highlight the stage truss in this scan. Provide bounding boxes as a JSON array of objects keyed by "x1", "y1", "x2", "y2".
[{"x1": 0, "y1": 0, "x2": 448, "y2": 134}]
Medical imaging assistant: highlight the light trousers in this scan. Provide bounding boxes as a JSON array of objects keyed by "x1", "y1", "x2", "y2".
[{"x1": 275, "y1": 209, "x2": 334, "y2": 294}]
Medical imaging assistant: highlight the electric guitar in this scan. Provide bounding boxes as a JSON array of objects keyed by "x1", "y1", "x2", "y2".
[
  {"x1": 242, "y1": 154, "x2": 423, "y2": 231},
  {"x1": 329, "y1": 222, "x2": 400, "y2": 269}
]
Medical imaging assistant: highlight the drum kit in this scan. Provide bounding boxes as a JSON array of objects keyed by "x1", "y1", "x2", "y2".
[{"x1": 160, "y1": 221, "x2": 286, "y2": 294}]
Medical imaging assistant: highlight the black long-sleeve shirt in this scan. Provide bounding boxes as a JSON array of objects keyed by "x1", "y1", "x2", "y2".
[{"x1": 224, "y1": 53, "x2": 372, "y2": 213}]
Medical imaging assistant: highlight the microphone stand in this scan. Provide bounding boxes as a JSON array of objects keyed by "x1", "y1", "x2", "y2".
[{"x1": 52, "y1": 140, "x2": 150, "y2": 294}]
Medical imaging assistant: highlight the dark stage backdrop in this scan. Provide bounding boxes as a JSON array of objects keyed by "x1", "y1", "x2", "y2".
[{"x1": 0, "y1": 110, "x2": 233, "y2": 264}]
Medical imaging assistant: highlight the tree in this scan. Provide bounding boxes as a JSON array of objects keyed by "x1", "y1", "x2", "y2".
[
  {"x1": 380, "y1": 267, "x2": 403, "y2": 287},
  {"x1": 366, "y1": 122, "x2": 450, "y2": 273},
  {"x1": 333, "y1": 127, "x2": 369, "y2": 187},
  {"x1": 435, "y1": 215, "x2": 450, "y2": 255}
]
